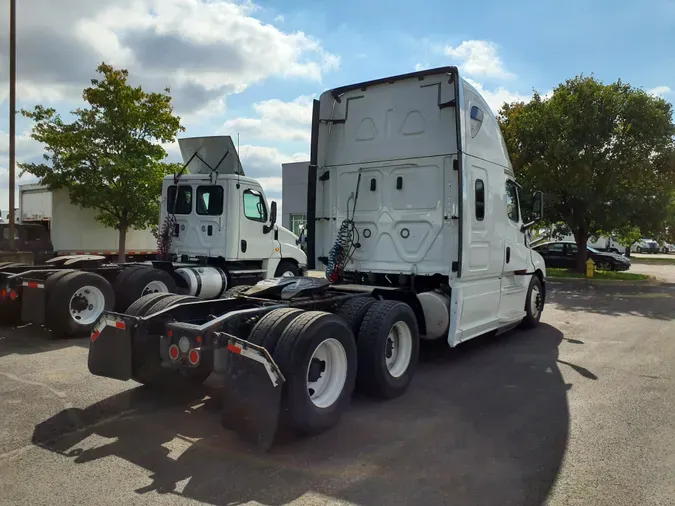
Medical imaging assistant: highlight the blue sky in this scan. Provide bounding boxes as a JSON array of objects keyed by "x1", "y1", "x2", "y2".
[{"x1": 0, "y1": 0, "x2": 673, "y2": 216}]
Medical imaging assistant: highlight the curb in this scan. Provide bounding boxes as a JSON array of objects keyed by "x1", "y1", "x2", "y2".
[{"x1": 547, "y1": 277, "x2": 658, "y2": 288}]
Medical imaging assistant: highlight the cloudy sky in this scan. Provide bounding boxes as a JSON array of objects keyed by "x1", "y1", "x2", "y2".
[{"x1": 0, "y1": 0, "x2": 673, "y2": 217}]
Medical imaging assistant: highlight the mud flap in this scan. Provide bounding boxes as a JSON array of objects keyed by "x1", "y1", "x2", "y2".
[
  {"x1": 215, "y1": 334, "x2": 286, "y2": 452},
  {"x1": 20, "y1": 280, "x2": 46, "y2": 325},
  {"x1": 87, "y1": 313, "x2": 138, "y2": 381}
]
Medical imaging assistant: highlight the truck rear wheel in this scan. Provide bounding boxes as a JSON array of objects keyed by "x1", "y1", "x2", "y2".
[
  {"x1": 46, "y1": 271, "x2": 115, "y2": 338},
  {"x1": 131, "y1": 294, "x2": 211, "y2": 390},
  {"x1": 336, "y1": 297, "x2": 376, "y2": 336},
  {"x1": 248, "y1": 308, "x2": 304, "y2": 354},
  {"x1": 273, "y1": 311, "x2": 357, "y2": 435},
  {"x1": 356, "y1": 300, "x2": 420, "y2": 399},
  {"x1": 126, "y1": 292, "x2": 176, "y2": 317},
  {"x1": 114, "y1": 266, "x2": 177, "y2": 312}
]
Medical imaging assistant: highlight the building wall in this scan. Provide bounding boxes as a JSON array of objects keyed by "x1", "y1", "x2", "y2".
[{"x1": 281, "y1": 161, "x2": 309, "y2": 235}]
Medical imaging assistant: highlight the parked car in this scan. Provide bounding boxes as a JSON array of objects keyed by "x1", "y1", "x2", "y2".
[
  {"x1": 632, "y1": 238, "x2": 659, "y2": 254},
  {"x1": 660, "y1": 243, "x2": 674, "y2": 254},
  {"x1": 533, "y1": 241, "x2": 631, "y2": 271}
]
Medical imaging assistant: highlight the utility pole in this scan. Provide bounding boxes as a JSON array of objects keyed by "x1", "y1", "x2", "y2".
[{"x1": 8, "y1": 0, "x2": 16, "y2": 249}]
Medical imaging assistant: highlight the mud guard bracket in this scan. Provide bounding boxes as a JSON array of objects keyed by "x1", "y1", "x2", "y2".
[{"x1": 214, "y1": 334, "x2": 285, "y2": 452}]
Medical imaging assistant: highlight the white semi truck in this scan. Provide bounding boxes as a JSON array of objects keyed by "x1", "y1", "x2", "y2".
[
  {"x1": 87, "y1": 66, "x2": 547, "y2": 450},
  {"x1": 0, "y1": 135, "x2": 306, "y2": 336}
]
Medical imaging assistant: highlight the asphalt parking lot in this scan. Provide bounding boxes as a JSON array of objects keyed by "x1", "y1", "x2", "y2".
[{"x1": 1, "y1": 268, "x2": 674, "y2": 506}]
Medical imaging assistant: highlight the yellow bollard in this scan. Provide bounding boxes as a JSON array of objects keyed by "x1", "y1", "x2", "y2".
[{"x1": 585, "y1": 258, "x2": 595, "y2": 278}]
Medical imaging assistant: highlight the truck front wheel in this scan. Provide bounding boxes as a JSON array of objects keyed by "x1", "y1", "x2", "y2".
[
  {"x1": 274, "y1": 260, "x2": 300, "y2": 277},
  {"x1": 273, "y1": 311, "x2": 357, "y2": 435},
  {"x1": 355, "y1": 300, "x2": 420, "y2": 399},
  {"x1": 520, "y1": 275, "x2": 544, "y2": 329}
]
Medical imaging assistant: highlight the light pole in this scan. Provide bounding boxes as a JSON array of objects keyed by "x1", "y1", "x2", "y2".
[{"x1": 8, "y1": 0, "x2": 16, "y2": 249}]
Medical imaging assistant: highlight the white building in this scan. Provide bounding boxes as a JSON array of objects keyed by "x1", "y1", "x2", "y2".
[{"x1": 281, "y1": 161, "x2": 309, "y2": 236}]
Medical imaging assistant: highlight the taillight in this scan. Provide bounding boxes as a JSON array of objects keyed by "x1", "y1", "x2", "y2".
[
  {"x1": 169, "y1": 344, "x2": 180, "y2": 360},
  {"x1": 188, "y1": 349, "x2": 200, "y2": 365}
]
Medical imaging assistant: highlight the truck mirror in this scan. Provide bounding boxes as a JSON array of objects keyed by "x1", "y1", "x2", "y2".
[
  {"x1": 270, "y1": 201, "x2": 277, "y2": 226},
  {"x1": 532, "y1": 191, "x2": 544, "y2": 220},
  {"x1": 263, "y1": 201, "x2": 277, "y2": 235}
]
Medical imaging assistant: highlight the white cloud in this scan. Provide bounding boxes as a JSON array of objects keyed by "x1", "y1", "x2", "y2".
[
  {"x1": 415, "y1": 63, "x2": 428, "y2": 71},
  {"x1": 465, "y1": 79, "x2": 533, "y2": 114},
  {"x1": 222, "y1": 95, "x2": 314, "y2": 143},
  {"x1": 444, "y1": 40, "x2": 513, "y2": 79},
  {"x1": 274, "y1": 15, "x2": 285, "y2": 23},
  {"x1": 0, "y1": 0, "x2": 339, "y2": 117},
  {"x1": 647, "y1": 85, "x2": 672, "y2": 97}
]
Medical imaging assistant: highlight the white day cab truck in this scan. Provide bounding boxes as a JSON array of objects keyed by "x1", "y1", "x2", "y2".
[
  {"x1": 87, "y1": 67, "x2": 547, "y2": 450},
  {"x1": 0, "y1": 136, "x2": 307, "y2": 336}
]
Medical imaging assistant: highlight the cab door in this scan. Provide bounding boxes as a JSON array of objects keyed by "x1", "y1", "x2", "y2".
[
  {"x1": 237, "y1": 183, "x2": 275, "y2": 260},
  {"x1": 498, "y1": 179, "x2": 530, "y2": 319}
]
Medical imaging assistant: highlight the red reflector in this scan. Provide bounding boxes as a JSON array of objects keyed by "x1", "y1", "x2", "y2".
[
  {"x1": 167, "y1": 330, "x2": 173, "y2": 337},
  {"x1": 169, "y1": 345, "x2": 180, "y2": 360},
  {"x1": 188, "y1": 349, "x2": 200, "y2": 365},
  {"x1": 196, "y1": 335, "x2": 202, "y2": 344},
  {"x1": 27, "y1": 281, "x2": 39, "y2": 288},
  {"x1": 91, "y1": 329, "x2": 100, "y2": 342},
  {"x1": 1, "y1": 289, "x2": 6, "y2": 298},
  {"x1": 515, "y1": 269, "x2": 528, "y2": 275},
  {"x1": 9, "y1": 291, "x2": 17, "y2": 300},
  {"x1": 115, "y1": 321, "x2": 126, "y2": 330},
  {"x1": 227, "y1": 343, "x2": 242, "y2": 355}
]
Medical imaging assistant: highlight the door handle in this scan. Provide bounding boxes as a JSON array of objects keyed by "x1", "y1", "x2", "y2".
[{"x1": 506, "y1": 246, "x2": 511, "y2": 263}]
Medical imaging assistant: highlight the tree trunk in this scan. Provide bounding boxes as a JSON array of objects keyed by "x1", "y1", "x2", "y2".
[
  {"x1": 573, "y1": 228, "x2": 588, "y2": 273},
  {"x1": 118, "y1": 215, "x2": 128, "y2": 263}
]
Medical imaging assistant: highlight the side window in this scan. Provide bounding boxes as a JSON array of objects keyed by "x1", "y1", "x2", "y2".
[
  {"x1": 166, "y1": 185, "x2": 192, "y2": 215},
  {"x1": 243, "y1": 189, "x2": 267, "y2": 222},
  {"x1": 505, "y1": 180, "x2": 519, "y2": 222},
  {"x1": 475, "y1": 179, "x2": 485, "y2": 221},
  {"x1": 548, "y1": 243, "x2": 564, "y2": 253},
  {"x1": 470, "y1": 105, "x2": 484, "y2": 138},
  {"x1": 196, "y1": 186, "x2": 224, "y2": 216},
  {"x1": 565, "y1": 244, "x2": 578, "y2": 257}
]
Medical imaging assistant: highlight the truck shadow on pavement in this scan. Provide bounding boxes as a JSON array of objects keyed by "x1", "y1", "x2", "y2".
[
  {"x1": 548, "y1": 282, "x2": 675, "y2": 320},
  {"x1": 31, "y1": 323, "x2": 584, "y2": 506},
  {"x1": 0, "y1": 323, "x2": 88, "y2": 359}
]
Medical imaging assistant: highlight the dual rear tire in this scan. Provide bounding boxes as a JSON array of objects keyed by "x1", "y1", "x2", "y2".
[{"x1": 250, "y1": 299, "x2": 419, "y2": 436}]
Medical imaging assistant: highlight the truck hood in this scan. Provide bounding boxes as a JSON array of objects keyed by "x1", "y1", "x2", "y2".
[{"x1": 276, "y1": 224, "x2": 299, "y2": 245}]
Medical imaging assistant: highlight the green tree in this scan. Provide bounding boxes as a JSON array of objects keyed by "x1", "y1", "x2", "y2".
[
  {"x1": 19, "y1": 63, "x2": 185, "y2": 262},
  {"x1": 498, "y1": 75, "x2": 675, "y2": 271}
]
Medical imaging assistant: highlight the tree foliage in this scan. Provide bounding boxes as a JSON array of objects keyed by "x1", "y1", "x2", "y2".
[
  {"x1": 19, "y1": 63, "x2": 185, "y2": 261},
  {"x1": 498, "y1": 75, "x2": 675, "y2": 270}
]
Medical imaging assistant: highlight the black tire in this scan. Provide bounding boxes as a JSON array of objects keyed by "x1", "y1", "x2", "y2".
[
  {"x1": 126, "y1": 292, "x2": 176, "y2": 317},
  {"x1": 131, "y1": 294, "x2": 210, "y2": 389},
  {"x1": 45, "y1": 271, "x2": 115, "y2": 337},
  {"x1": 274, "y1": 260, "x2": 300, "y2": 277},
  {"x1": 356, "y1": 300, "x2": 420, "y2": 399},
  {"x1": 248, "y1": 308, "x2": 304, "y2": 353},
  {"x1": 336, "y1": 297, "x2": 376, "y2": 337},
  {"x1": 595, "y1": 260, "x2": 613, "y2": 272},
  {"x1": 273, "y1": 311, "x2": 357, "y2": 435},
  {"x1": 221, "y1": 284, "x2": 252, "y2": 298},
  {"x1": 520, "y1": 275, "x2": 544, "y2": 329},
  {"x1": 114, "y1": 266, "x2": 177, "y2": 312}
]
